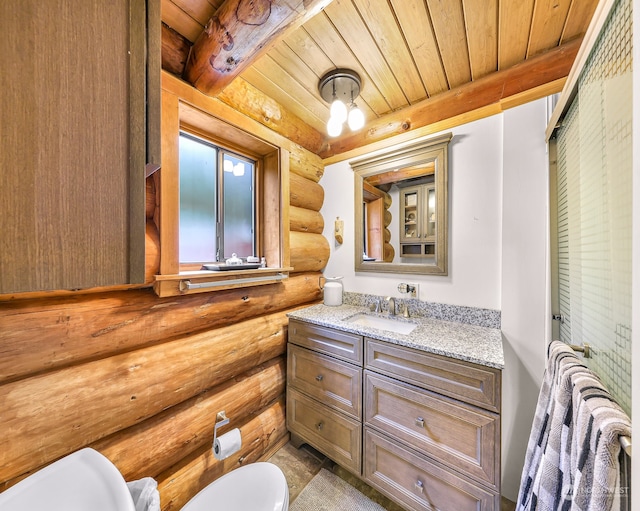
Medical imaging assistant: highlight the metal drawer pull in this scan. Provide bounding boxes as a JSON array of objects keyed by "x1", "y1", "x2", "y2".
[
  {"x1": 415, "y1": 417, "x2": 425, "y2": 428},
  {"x1": 316, "y1": 421, "x2": 324, "y2": 431},
  {"x1": 415, "y1": 480, "x2": 424, "y2": 494},
  {"x1": 315, "y1": 374, "x2": 324, "y2": 382}
]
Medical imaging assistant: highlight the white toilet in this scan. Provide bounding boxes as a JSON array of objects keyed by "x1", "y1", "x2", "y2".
[
  {"x1": 183, "y1": 461, "x2": 288, "y2": 511},
  {"x1": 0, "y1": 448, "x2": 289, "y2": 511}
]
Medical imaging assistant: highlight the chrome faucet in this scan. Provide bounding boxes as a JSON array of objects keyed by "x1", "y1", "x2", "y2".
[
  {"x1": 385, "y1": 296, "x2": 396, "y2": 316},
  {"x1": 370, "y1": 297, "x2": 383, "y2": 313}
]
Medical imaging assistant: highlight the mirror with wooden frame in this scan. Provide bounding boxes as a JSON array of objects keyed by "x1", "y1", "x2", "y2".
[{"x1": 352, "y1": 133, "x2": 451, "y2": 275}]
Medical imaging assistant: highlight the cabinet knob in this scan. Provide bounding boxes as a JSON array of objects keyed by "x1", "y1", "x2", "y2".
[
  {"x1": 414, "y1": 480, "x2": 424, "y2": 494},
  {"x1": 316, "y1": 421, "x2": 324, "y2": 431},
  {"x1": 415, "y1": 417, "x2": 425, "y2": 428},
  {"x1": 315, "y1": 374, "x2": 324, "y2": 382}
]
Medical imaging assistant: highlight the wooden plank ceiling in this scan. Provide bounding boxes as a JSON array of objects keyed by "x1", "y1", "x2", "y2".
[{"x1": 161, "y1": 0, "x2": 599, "y2": 159}]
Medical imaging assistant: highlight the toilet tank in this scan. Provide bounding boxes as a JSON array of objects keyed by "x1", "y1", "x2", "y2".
[{"x1": 0, "y1": 448, "x2": 135, "y2": 511}]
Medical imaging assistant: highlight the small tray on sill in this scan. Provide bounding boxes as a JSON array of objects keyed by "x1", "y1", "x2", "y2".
[{"x1": 202, "y1": 263, "x2": 262, "y2": 271}]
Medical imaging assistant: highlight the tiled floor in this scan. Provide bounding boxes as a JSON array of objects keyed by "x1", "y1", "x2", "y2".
[
  {"x1": 267, "y1": 442, "x2": 329, "y2": 504},
  {"x1": 268, "y1": 442, "x2": 404, "y2": 510},
  {"x1": 268, "y1": 441, "x2": 516, "y2": 511}
]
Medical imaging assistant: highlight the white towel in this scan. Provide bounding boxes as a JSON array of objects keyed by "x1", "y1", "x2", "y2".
[
  {"x1": 570, "y1": 374, "x2": 631, "y2": 511},
  {"x1": 127, "y1": 477, "x2": 161, "y2": 511},
  {"x1": 517, "y1": 341, "x2": 589, "y2": 510},
  {"x1": 517, "y1": 340, "x2": 631, "y2": 511},
  {"x1": 530, "y1": 361, "x2": 588, "y2": 509}
]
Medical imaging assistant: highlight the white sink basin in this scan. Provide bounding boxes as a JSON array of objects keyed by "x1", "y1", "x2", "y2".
[{"x1": 345, "y1": 313, "x2": 418, "y2": 335}]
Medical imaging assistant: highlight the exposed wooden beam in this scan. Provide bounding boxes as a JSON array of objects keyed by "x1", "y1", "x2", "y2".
[
  {"x1": 161, "y1": 23, "x2": 190, "y2": 76},
  {"x1": 319, "y1": 37, "x2": 582, "y2": 160},
  {"x1": 218, "y1": 77, "x2": 325, "y2": 154},
  {"x1": 160, "y1": 20, "x2": 325, "y2": 155},
  {"x1": 184, "y1": 0, "x2": 333, "y2": 97}
]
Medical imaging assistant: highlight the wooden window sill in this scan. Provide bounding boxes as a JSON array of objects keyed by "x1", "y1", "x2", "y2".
[{"x1": 153, "y1": 268, "x2": 292, "y2": 297}]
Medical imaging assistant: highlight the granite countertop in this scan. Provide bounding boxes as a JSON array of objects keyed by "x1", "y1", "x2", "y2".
[{"x1": 287, "y1": 304, "x2": 504, "y2": 369}]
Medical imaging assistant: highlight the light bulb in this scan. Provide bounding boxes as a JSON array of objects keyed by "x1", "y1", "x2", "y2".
[
  {"x1": 232, "y1": 162, "x2": 245, "y2": 176},
  {"x1": 348, "y1": 104, "x2": 365, "y2": 131},
  {"x1": 330, "y1": 98, "x2": 348, "y2": 124},
  {"x1": 327, "y1": 116, "x2": 343, "y2": 137}
]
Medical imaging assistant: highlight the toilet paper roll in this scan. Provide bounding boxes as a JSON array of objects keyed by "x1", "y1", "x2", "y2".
[{"x1": 213, "y1": 428, "x2": 242, "y2": 460}]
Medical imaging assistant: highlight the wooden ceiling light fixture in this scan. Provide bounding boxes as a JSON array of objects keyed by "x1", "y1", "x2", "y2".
[{"x1": 318, "y1": 69, "x2": 365, "y2": 137}]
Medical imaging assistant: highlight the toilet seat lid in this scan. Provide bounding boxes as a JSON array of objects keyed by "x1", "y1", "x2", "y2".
[
  {"x1": 182, "y1": 462, "x2": 288, "y2": 511},
  {"x1": 0, "y1": 449, "x2": 135, "y2": 511}
]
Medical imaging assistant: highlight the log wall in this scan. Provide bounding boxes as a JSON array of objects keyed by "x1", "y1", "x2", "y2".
[
  {"x1": 0, "y1": 278, "x2": 320, "y2": 499},
  {"x1": 289, "y1": 153, "x2": 330, "y2": 272},
  {"x1": 0, "y1": 89, "x2": 328, "y2": 510}
]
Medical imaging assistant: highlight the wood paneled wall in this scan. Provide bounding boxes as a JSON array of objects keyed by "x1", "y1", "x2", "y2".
[
  {"x1": 0, "y1": 276, "x2": 321, "y2": 503},
  {"x1": 0, "y1": 84, "x2": 327, "y2": 510}
]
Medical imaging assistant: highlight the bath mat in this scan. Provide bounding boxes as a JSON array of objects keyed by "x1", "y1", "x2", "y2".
[{"x1": 290, "y1": 468, "x2": 386, "y2": 511}]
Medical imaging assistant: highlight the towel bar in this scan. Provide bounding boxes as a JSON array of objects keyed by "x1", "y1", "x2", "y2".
[
  {"x1": 179, "y1": 272, "x2": 288, "y2": 291},
  {"x1": 565, "y1": 342, "x2": 631, "y2": 456},
  {"x1": 620, "y1": 435, "x2": 631, "y2": 457},
  {"x1": 569, "y1": 343, "x2": 591, "y2": 358}
]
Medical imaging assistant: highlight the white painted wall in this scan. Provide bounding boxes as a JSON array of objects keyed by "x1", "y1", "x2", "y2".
[
  {"x1": 320, "y1": 100, "x2": 550, "y2": 501},
  {"x1": 321, "y1": 113, "x2": 504, "y2": 310},
  {"x1": 500, "y1": 100, "x2": 550, "y2": 500}
]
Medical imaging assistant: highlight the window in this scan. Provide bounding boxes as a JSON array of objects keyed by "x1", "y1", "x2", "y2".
[
  {"x1": 154, "y1": 89, "x2": 286, "y2": 298},
  {"x1": 178, "y1": 132, "x2": 255, "y2": 264}
]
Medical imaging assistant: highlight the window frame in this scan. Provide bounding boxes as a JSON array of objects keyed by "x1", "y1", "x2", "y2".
[
  {"x1": 155, "y1": 90, "x2": 289, "y2": 298},
  {"x1": 177, "y1": 129, "x2": 259, "y2": 270}
]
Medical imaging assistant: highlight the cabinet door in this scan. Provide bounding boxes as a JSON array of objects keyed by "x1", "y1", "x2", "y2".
[
  {"x1": 289, "y1": 320, "x2": 363, "y2": 364},
  {"x1": 365, "y1": 339, "x2": 501, "y2": 412},
  {"x1": 400, "y1": 183, "x2": 437, "y2": 257},
  {"x1": 400, "y1": 186, "x2": 421, "y2": 243},
  {"x1": 424, "y1": 184, "x2": 436, "y2": 241},
  {"x1": 287, "y1": 388, "x2": 362, "y2": 475},
  {"x1": 0, "y1": 0, "x2": 151, "y2": 293},
  {"x1": 364, "y1": 428, "x2": 498, "y2": 511},
  {"x1": 288, "y1": 344, "x2": 362, "y2": 419},
  {"x1": 364, "y1": 371, "x2": 499, "y2": 488}
]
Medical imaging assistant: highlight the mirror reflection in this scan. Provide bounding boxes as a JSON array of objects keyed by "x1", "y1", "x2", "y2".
[{"x1": 352, "y1": 133, "x2": 451, "y2": 275}]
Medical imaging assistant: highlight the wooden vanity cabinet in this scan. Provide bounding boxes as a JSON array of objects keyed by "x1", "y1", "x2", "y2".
[
  {"x1": 363, "y1": 338, "x2": 502, "y2": 511},
  {"x1": 286, "y1": 320, "x2": 502, "y2": 511},
  {"x1": 287, "y1": 320, "x2": 363, "y2": 475}
]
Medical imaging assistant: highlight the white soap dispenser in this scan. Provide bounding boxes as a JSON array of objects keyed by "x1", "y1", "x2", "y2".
[{"x1": 319, "y1": 276, "x2": 343, "y2": 306}]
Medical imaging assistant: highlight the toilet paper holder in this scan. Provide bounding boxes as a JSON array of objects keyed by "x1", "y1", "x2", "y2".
[{"x1": 213, "y1": 411, "x2": 230, "y2": 446}]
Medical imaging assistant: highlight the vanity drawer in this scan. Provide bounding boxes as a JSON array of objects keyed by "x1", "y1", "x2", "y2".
[
  {"x1": 286, "y1": 387, "x2": 362, "y2": 475},
  {"x1": 364, "y1": 371, "x2": 499, "y2": 488},
  {"x1": 365, "y1": 339, "x2": 501, "y2": 412},
  {"x1": 288, "y1": 344, "x2": 362, "y2": 419},
  {"x1": 364, "y1": 428, "x2": 498, "y2": 511},
  {"x1": 289, "y1": 320, "x2": 363, "y2": 364}
]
